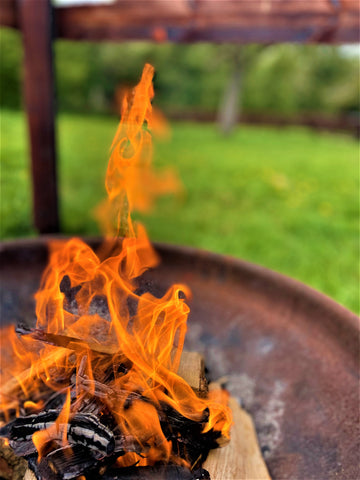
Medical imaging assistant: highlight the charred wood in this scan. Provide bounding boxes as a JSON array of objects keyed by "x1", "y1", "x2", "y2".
[
  {"x1": 0, "y1": 411, "x2": 115, "y2": 458},
  {"x1": 25, "y1": 463, "x2": 210, "y2": 480},
  {"x1": 1, "y1": 335, "x2": 218, "y2": 479},
  {"x1": 88, "y1": 465, "x2": 210, "y2": 480},
  {"x1": 27, "y1": 446, "x2": 102, "y2": 480}
]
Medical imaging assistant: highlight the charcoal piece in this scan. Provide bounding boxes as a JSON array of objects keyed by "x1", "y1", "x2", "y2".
[
  {"x1": 8, "y1": 439, "x2": 37, "y2": 457},
  {"x1": 43, "y1": 391, "x2": 67, "y2": 411},
  {"x1": 15, "y1": 324, "x2": 33, "y2": 336},
  {"x1": 114, "y1": 360, "x2": 133, "y2": 376},
  {"x1": 158, "y1": 404, "x2": 221, "y2": 466},
  {"x1": 192, "y1": 468, "x2": 211, "y2": 480},
  {"x1": 123, "y1": 392, "x2": 151, "y2": 410},
  {"x1": 159, "y1": 404, "x2": 208, "y2": 434},
  {"x1": 0, "y1": 410, "x2": 60, "y2": 440},
  {"x1": 90, "y1": 465, "x2": 210, "y2": 480},
  {"x1": 113, "y1": 434, "x2": 142, "y2": 455},
  {"x1": 89, "y1": 295, "x2": 111, "y2": 321},
  {"x1": 0, "y1": 411, "x2": 115, "y2": 458},
  {"x1": 27, "y1": 454, "x2": 57, "y2": 480},
  {"x1": 67, "y1": 412, "x2": 115, "y2": 457},
  {"x1": 45, "y1": 445, "x2": 100, "y2": 480},
  {"x1": 60, "y1": 275, "x2": 81, "y2": 314}
]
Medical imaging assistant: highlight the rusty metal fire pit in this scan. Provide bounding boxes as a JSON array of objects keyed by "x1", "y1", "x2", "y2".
[{"x1": 0, "y1": 237, "x2": 358, "y2": 480}]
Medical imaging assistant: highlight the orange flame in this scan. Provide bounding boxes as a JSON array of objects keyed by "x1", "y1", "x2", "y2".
[
  {"x1": 0, "y1": 64, "x2": 231, "y2": 465},
  {"x1": 98, "y1": 64, "x2": 181, "y2": 236}
]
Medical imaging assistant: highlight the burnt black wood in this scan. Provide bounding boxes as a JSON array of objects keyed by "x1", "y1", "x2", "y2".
[
  {"x1": 19, "y1": 0, "x2": 59, "y2": 234},
  {"x1": 98, "y1": 466, "x2": 210, "y2": 480}
]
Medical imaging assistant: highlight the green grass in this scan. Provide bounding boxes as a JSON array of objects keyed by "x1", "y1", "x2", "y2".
[{"x1": 1, "y1": 109, "x2": 358, "y2": 313}]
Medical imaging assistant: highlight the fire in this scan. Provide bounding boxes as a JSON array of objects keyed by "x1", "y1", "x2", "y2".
[{"x1": 0, "y1": 64, "x2": 231, "y2": 467}]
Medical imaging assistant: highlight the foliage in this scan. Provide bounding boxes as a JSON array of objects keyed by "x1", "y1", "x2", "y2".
[
  {"x1": 0, "y1": 29, "x2": 22, "y2": 109},
  {"x1": 1, "y1": 27, "x2": 358, "y2": 115},
  {"x1": 1, "y1": 109, "x2": 358, "y2": 313}
]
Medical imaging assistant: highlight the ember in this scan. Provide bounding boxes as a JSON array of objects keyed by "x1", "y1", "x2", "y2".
[{"x1": 0, "y1": 64, "x2": 231, "y2": 479}]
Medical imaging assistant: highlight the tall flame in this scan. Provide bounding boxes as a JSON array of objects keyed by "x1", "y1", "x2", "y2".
[{"x1": 0, "y1": 64, "x2": 231, "y2": 466}]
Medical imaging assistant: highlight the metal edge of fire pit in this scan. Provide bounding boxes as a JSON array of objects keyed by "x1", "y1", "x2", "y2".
[
  {"x1": 1, "y1": 235, "x2": 357, "y2": 352},
  {"x1": 155, "y1": 242, "x2": 359, "y2": 343},
  {"x1": 0, "y1": 236, "x2": 359, "y2": 480}
]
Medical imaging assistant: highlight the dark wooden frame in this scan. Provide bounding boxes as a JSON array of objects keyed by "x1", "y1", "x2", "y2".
[
  {"x1": 1, "y1": 0, "x2": 359, "y2": 233},
  {"x1": 19, "y1": 0, "x2": 59, "y2": 233}
]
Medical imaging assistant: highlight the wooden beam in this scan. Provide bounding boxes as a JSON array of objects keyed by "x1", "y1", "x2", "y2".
[
  {"x1": 19, "y1": 0, "x2": 59, "y2": 234},
  {"x1": 54, "y1": 0, "x2": 360, "y2": 44},
  {"x1": 0, "y1": 0, "x2": 18, "y2": 28},
  {"x1": 2, "y1": 0, "x2": 359, "y2": 44}
]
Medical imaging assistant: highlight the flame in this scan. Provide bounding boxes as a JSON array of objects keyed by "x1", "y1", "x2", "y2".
[
  {"x1": 98, "y1": 64, "x2": 181, "y2": 236},
  {"x1": 0, "y1": 64, "x2": 231, "y2": 466}
]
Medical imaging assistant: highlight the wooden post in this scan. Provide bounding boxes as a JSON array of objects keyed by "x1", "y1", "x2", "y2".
[{"x1": 19, "y1": 0, "x2": 59, "y2": 234}]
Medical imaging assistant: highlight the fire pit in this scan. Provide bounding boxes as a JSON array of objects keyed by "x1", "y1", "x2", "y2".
[
  {"x1": 0, "y1": 236, "x2": 358, "y2": 479},
  {"x1": 1, "y1": 63, "x2": 358, "y2": 480}
]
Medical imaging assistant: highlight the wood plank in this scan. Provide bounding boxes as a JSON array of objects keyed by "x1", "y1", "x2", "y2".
[
  {"x1": 177, "y1": 351, "x2": 208, "y2": 398},
  {"x1": 24, "y1": 468, "x2": 36, "y2": 480},
  {"x1": 19, "y1": 0, "x2": 59, "y2": 234},
  {"x1": 204, "y1": 392, "x2": 271, "y2": 480}
]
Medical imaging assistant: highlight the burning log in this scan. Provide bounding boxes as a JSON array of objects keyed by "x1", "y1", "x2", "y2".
[
  {"x1": 0, "y1": 349, "x2": 220, "y2": 479},
  {"x1": 25, "y1": 464, "x2": 210, "y2": 480},
  {"x1": 2, "y1": 320, "x2": 268, "y2": 479},
  {"x1": 17, "y1": 383, "x2": 271, "y2": 480},
  {"x1": 0, "y1": 346, "x2": 207, "y2": 407},
  {"x1": 0, "y1": 411, "x2": 116, "y2": 458}
]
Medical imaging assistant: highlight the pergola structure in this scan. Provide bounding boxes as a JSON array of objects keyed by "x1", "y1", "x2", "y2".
[{"x1": 1, "y1": 0, "x2": 359, "y2": 233}]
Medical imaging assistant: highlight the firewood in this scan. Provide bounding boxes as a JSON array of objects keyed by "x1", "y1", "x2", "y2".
[
  {"x1": 28, "y1": 445, "x2": 102, "y2": 479},
  {"x1": 92, "y1": 465, "x2": 210, "y2": 479},
  {"x1": 30, "y1": 329, "x2": 208, "y2": 397},
  {"x1": 0, "y1": 411, "x2": 116, "y2": 459},
  {"x1": 0, "y1": 438, "x2": 28, "y2": 480},
  {"x1": 203, "y1": 393, "x2": 271, "y2": 480},
  {"x1": 24, "y1": 468, "x2": 36, "y2": 480},
  {"x1": 3, "y1": 338, "x2": 209, "y2": 479},
  {"x1": 28, "y1": 329, "x2": 119, "y2": 355},
  {"x1": 177, "y1": 351, "x2": 208, "y2": 398},
  {"x1": 24, "y1": 463, "x2": 209, "y2": 480},
  {"x1": 1, "y1": 341, "x2": 206, "y2": 412}
]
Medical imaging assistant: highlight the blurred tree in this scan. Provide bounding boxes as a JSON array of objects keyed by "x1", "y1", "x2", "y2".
[
  {"x1": 216, "y1": 46, "x2": 243, "y2": 135},
  {"x1": 0, "y1": 27, "x2": 358, "y2": 117},
  {"x1": 216, "y1": 45, "x2": 267, "y2": 135}
]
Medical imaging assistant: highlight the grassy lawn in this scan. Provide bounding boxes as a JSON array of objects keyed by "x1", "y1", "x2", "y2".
[{"x1": 1, "y1": 109, "x2": 358, "y2": 313}]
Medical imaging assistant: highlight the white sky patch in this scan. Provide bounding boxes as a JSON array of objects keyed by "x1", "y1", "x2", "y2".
[
  {"x1": 53, "y1": 0, "x2": 115, "y2": 6},
  {"x1": 340, "y1": 45, "x2": 360, "y2": 57}
]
